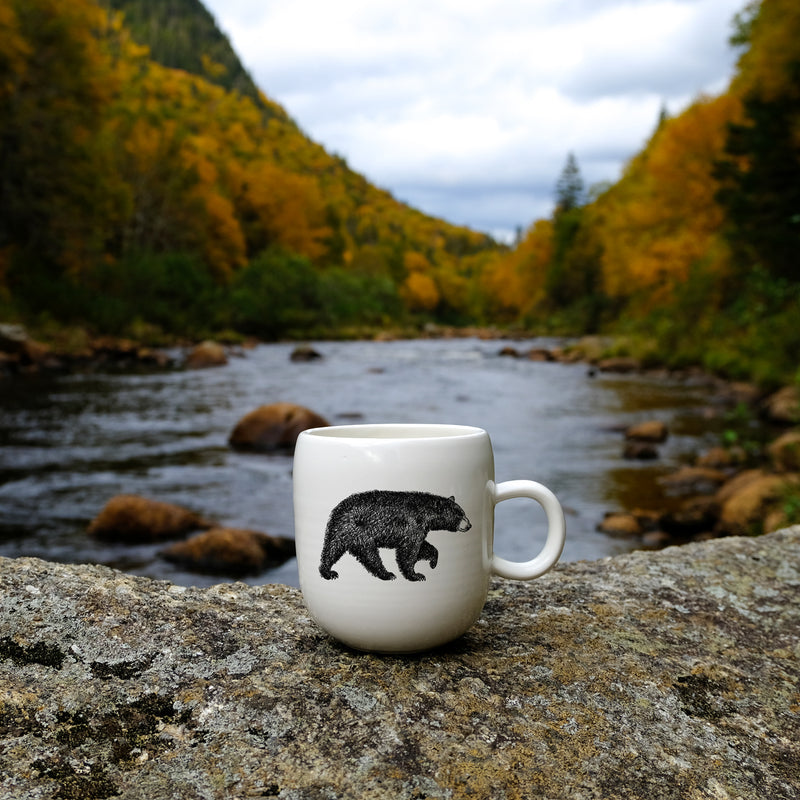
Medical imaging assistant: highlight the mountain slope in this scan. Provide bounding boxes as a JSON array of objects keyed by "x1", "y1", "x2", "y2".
[{"x1": 99, "y1": 0, "x2": 271, "y2": 115}]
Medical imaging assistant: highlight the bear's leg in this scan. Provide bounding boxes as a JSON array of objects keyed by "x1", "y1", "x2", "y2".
[
  {"x1": 353, "y1": 541, "x2": 396, "y2": 581},
  {"x1": 396, "y1": 538, "x2": 427, "y2": 582},
  {"x1": 417, "y1": 539, "x2": 438, "y2": 569},
  {"x1": 319, "y1": 534, "x2": 348, "y2": 580}
]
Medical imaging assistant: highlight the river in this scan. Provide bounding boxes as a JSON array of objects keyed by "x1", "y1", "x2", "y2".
[{"x1": 0, "y1": 337, "x2": 730, "y2": 587}]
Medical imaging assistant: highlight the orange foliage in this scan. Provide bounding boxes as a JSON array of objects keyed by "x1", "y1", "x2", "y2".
[
  {"x1": 2, "y1": 0, "x2": 501, "y2": 318},
  {"x1": 231, "y1": 160, "x2": 331, "y2": 263},
  {"x1": 400, "y1": 271, "x2": 440, "y2": 312},
  {"x1": 482, "y1": 220, "x2": 553, "y2": 317},
  {"x1": 593, "y1": 93, "x2": 741, "y2": 300}
]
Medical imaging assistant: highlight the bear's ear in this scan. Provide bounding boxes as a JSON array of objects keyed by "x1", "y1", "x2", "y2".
[{"x1": 449, "y1": 495, "x2": 455, "y2": 502}]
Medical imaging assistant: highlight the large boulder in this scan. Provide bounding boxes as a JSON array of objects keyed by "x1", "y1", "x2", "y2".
[
  {"x1": 2, "y1": 527, "x2": 799, "y2": 798},
  {"x1": 768, "y1": 429, "x2": 800, "y2": 472},
  {"x1": 160, "y1": 528, "x2": 295, "y2": 576},
  {"x1": 88, "y1": 494, "x2": 211, "y2": 542},
  {"x1": 185, "y1": 340, "x2": 228, "y2": 369},
  {"x1": 715, "y1": 469, "x2": 800, "y2": 536},
  {"x1": 229, "y1": 402, "x2": 329, "y2": 452},
  {"x1": 714, "y1": 468, "x2": 765, "y2": 505},
  {"x1": 762, "y1": 385, "x2": 800, "y2": 425}
]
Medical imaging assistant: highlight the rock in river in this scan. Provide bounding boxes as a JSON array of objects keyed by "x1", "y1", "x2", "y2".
[
  {"x1": 768, "y1": 429, "x2": 800, "y2": 472},
  {"x1": 88, "y1": 494, "x2": 211, "y2": 542},
  {"x1": 290, "y1": 345, "x2": 323, "y2": 362},
  {"x1": 762, "y1": 385, "x2": 800, "y2": 425},
  {"x1": 715, "y1": 469, "x2": 800, "y2": 536},
  {"x1": 161, "y1": 528, "x2": 296, "y2": 577},
  {"x1": 185, "y1": 340, "x2": 228, "y2": 369},
  {"x1": 228, "y1": 402, "x2": 329, "y2": 452},
  {"x1": 625, "y1": 419, "x2": 669, "y2": 443}
]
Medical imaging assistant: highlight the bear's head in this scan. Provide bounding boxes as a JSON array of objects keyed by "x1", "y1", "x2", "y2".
[{"x1": 439, "y1": 495, "x2": 471, "y2": 533}]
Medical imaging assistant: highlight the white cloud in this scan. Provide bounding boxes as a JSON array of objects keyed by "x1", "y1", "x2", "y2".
[{"x1": 204, "y1": 0, "x2": 745, "y2": 240}]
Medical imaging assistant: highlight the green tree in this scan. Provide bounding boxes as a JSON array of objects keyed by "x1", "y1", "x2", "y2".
[
  {"x1": 228, "y1": 249, "x2": 322, "y2": 338},
  {"x1": 715, "y1": 90, "x2": 800, "y2": 283},
  {"x1": 546, "y1": 153, "x2": 589, "y2": 308},
  {"x1": 554, "y1": 152, "x2": 585, "y2": 213},
  {"x1": 714, "y1": 0, "x2": 800, "y2": 284}
]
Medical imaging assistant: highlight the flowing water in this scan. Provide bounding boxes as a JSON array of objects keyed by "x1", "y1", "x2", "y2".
[{"x1": 0, "y1": 337, "x2": 730, "y2": 587}]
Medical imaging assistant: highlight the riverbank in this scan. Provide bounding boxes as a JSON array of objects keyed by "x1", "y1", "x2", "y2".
[{"x1": 2, "y1": 526, "x2": 799, "y2": 799}]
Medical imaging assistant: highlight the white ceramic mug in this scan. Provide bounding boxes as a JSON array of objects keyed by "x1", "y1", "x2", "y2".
[{"x1": 293, "y1": 423, "x2": 566, "y2": 653}]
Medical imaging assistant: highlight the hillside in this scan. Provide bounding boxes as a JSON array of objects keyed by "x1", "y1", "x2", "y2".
[
  {"x1": 481, "y1": 0, "x2": 800, "y2": 386},
  {"x1": 4, "y1": 0, "x2": 796, "y2": 379},
  {"x1": 99, "y1": 0, "x2": 271, "y2": 115},
  {"x1": 0, "y1": 0, "x2": 502, "y2": 339}
]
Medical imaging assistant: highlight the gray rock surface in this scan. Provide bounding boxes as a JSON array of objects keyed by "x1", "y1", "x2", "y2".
[{"x1": 2, "y1": 527, "x2": 799, "y2": 800}]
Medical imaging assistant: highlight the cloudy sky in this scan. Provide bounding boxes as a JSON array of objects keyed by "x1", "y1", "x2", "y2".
[{"x1": 202, "y1": 0, "x2": 746, "y2": 242}]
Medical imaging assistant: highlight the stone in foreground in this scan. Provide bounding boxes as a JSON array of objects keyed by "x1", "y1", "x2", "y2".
[{"x1": 1, "y1": 528, "x2": 799, "y2": 799}]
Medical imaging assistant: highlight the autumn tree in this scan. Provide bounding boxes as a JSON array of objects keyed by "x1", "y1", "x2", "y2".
[
  {"x1": 399, "y1": 251, "x2": 440, "y2": 312},
  {"x1": 0, "y1": 0, "x2": 128, "y2": 276},
  {"x1": 480, "y1": 220, "x2": 553, "y2": 320},
  {"x1": 0, "y1": 0, "x2": 505, "y2": 336},
  {"x1": 592, "y1": 93, "x2": 739, "y2": 303}
]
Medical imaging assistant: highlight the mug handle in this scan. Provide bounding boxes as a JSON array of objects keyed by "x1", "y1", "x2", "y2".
[{"x1": 490, "y1": 480, "x2": 566, "y2": 580}]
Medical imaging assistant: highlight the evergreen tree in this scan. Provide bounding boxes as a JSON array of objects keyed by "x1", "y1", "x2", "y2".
[
  {"x1": 547, "y1": 153, "x2": 587, "y2": 307},
  {"x1": 714, "y1": 0, "x2": 800, "y2": 283},
  {"x1": 715, "y1": 85, "x2": 800, "y2": 283},
  {"x1": 554, "y1": 152, "x2": 585, "y2": 213}
]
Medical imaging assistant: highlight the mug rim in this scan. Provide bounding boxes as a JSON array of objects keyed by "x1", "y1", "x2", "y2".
[{"x1": 300, "y1": 423, "x2": 486, "y2": 441}]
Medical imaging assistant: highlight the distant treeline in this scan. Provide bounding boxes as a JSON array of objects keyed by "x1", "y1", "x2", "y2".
[{"x1": 0, "y1": 0, "x2": 798, "y2": 385}]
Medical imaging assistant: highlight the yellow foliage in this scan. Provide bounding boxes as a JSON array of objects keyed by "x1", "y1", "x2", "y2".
[
  {"x1": 1, "y1": 0, "x2": 501, "y2": 305},
  {"x1": 733, "y1": 0, "x2": 800, "y2": 102},
  {"x1": 233, "y1": 160, "x2": 331, "y2": 262},
  {"x1": 593, "y1": 93, "x2": 741, "y2": 300},
  {"x1": 400, "y1": 271, "x2": 440, "y2": 312},
  {"x1": 482, "y1": 220, "x2": 553, "y2": 316},
  {"x1": 403, "y1": 251, "x2": 432, "y2": 273},
  {"x1": 192, "y1": 189, "x2": 246, "y2": 278}
]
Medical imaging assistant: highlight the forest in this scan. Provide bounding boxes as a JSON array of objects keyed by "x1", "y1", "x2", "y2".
[
  {"x1": 0, "y1": 0, "x2": 798, "y2": 387},
  {"x1": 484, "y1": 0, "x2": 800, "y2": 387}
]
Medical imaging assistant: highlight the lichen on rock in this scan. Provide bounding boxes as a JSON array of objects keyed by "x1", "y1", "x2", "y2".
[{"x1": 1, "y1": 527, "x2": 799, "y2": 799}]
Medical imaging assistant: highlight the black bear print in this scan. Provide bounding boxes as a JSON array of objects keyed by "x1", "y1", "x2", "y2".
[{"x1": 319, "y1": 490, "x2": 472, "y2": 581}]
